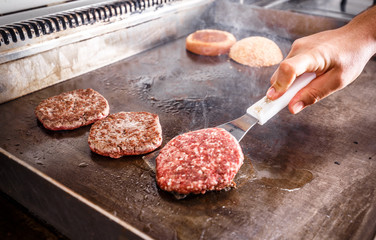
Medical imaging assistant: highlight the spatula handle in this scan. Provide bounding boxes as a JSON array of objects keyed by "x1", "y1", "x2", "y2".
[{"x1": 247, "y1": 72, "x2": 316, "y2": 125}]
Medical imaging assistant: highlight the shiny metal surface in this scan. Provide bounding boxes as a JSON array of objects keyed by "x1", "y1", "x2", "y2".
[
  {"x1": 0, "y1": 0, "x2": 113, "y2": 25},
  {"x1": 0, "y1": 0, "x2": 186, "y2": 63},
  {"x1": 0, "y1": 0, "x2": 213, "y2": 104},
  {"x1": 1, "y1": 0, "x2": 376, "y2": 239},
  {"x1": 217, "y1": 114, "x2": 258, "y2": 142}
]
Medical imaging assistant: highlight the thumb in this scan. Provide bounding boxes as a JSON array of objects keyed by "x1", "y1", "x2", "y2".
[{"x1": 267, "y1": 53, "x2": 320, "y2": 100}]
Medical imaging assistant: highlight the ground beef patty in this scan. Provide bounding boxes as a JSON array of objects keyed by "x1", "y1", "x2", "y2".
[
  {"x1": 35, "y1": 88, "x2": 109, "y2": 131},
  {"x1": 156, "y1": 128, "x2": 244, "y2": 194},
  {"x1": 88, "y1": 112, "x2": 162, "y2": 158},
  {"x1": 229, "y1": 36, "x2": 283, "y2": 67}
]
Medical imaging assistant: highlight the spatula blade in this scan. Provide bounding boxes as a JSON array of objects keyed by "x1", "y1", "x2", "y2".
[{"x1": 217, "y1": 113, "x2": 258, "y2": 142}]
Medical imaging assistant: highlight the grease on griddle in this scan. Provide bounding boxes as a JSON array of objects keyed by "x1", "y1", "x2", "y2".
[
  {"x1": 146, "y1": 152, "x2": 313, "y2": 198},
  {"x1": 236, "y1": 156, "x2": 313, "y2": 191},
  {"x1": 254, "y1": 162, "x2": 313, "y2": 191},
  {"x1": 233, "y1": 156, "x2": 256, "y2": 188},
  {"x1": 78, "y1": 162, "x2": 89, "y2": 168}
]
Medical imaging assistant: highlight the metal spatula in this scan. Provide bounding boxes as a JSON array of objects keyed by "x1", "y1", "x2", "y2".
[
  {"x1": 143, "y1": 73, "x2": 316, "y2": 171},
  {"x1": 218, "y1": 72, "x2": 316, "y2": 141}
]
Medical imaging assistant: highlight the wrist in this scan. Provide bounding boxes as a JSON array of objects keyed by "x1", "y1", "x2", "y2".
[{"x1": 345, "y1": 6, "x2": 376, "y2": 57}]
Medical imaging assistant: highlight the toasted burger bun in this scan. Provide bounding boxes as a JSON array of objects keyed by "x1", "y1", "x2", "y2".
[
  {"x1": 186, "y1": 29, "x2": 236, "y2": 56},
  {"x1": 229, "y1": 36, "x2": 283, "y2": 67}
]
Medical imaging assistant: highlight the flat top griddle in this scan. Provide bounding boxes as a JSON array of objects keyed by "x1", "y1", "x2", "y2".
[{"x1": 1, "y1": 1, "x2": 376, "y2": 239}]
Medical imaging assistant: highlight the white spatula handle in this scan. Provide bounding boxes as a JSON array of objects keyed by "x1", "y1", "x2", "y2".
[{"x1": 247, "y1": 72, "x2": 316, "y2": 125}]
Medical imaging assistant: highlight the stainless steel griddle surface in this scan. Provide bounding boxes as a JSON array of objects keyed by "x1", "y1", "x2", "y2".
[{"x1": 1, "y1": 11, "x2": 376, "y2": 240}]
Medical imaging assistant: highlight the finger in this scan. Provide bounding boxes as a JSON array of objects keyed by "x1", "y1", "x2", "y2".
[
  {"x1": 269, "y1": 69, "x2": 278, "y2": 85},
  {"x1": 269, "y1": 39, "x2": 309, "y2": 86},
  {"x1": 267, "y1": 53, "x2": 320, "y2": 100},
  {"x1": 288, "y1": 69, "x2": 343, "y2": 114},
  {"x1": 269, "y1": 52, "x2": 301, "y2": 86}
]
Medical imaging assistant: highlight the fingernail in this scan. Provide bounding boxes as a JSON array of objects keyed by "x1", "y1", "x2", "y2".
[
  {"x1": 266, "y1": 87, "x2": 275, "y2": 99},
  {"x1": 292, "y1": 101, "x2": 304, "y2": 114}
]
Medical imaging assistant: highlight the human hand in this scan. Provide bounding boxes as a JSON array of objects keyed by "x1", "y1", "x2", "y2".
[{"x1": 266, "y1": 7, "x2": 376, "y2": 114}]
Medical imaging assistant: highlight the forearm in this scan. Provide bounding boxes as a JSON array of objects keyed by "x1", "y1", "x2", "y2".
[{"x1": 344, "y1": 5, "x2": 376, "y2": 59}]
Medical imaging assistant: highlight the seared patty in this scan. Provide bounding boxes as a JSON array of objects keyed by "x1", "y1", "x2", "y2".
[
  {"x1": 35, "y1": 88, "x2": 109, "y2": 130},
  {"x1": 88, "y1": 112, "x2": 162, "y2": 158},
  {"x1": 156, "y1": 128, "x2": 244, "y2": 194}
]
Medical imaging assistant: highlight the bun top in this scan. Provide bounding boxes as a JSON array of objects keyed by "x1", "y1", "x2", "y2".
[{"x1": 230, "y1": 36, "x2": 283, "y2": 67}]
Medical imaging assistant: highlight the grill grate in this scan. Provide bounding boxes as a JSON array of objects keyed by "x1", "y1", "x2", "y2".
[{"x1": 0, "y1": 0, "x2": 174, "y2": 46}]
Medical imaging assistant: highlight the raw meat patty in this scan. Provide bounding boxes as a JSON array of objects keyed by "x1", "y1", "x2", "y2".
[
  {"x1": 186, "y1": 29, "x2": 236, "y2": 56},
  {"x1": 156, "y1": 128, "x2": 244, "y2": 194},
  {"x1": 88, "y1": 112, "x2": 162, "y2": 158},
  {"x1": 229, "y1": 36, "x2": 283, "y2": 67},
  {"x1": 35, "y1": 88, "x2": 109, "y2": 130}
]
